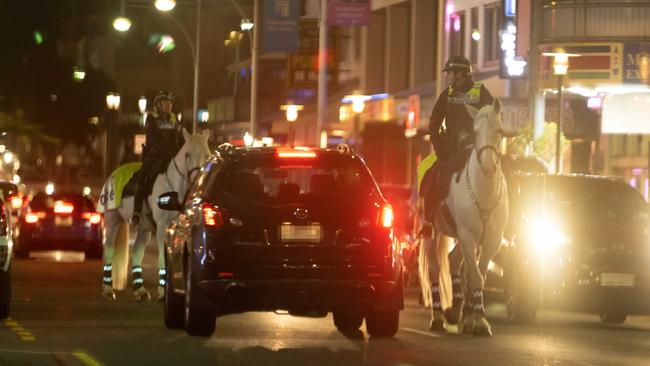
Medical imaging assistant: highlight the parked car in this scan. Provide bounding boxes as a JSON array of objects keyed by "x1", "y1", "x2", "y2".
[
  {"x1": 15, "y1": 192, "x2": 103, "y2": 259},
  {"x1": 0, "y1": 181, "x2": 18, "y2": 319},
  {"x1": 160, "y1": 145, "x2": 404, "y2": 337},
  {"x1": 487, "y1": 173, "x2": 650, "y2": 324}
]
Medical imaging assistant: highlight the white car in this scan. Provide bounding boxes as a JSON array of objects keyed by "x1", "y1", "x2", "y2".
[{"x1": 0, "y1": 181, "x2": 17, "y2": 319}]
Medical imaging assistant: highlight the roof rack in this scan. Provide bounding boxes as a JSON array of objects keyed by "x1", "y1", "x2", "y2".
[{"x1": 336, "y1": 143, "x2": 356, "y2": 155}]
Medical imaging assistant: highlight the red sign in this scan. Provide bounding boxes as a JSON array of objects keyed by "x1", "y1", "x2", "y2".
[
  {"x1": 328, "y1": 0, "x2": 372, "y2": 27},
  {"x1": 405, "y1": 95, "x2": 420, "y2": 134}
]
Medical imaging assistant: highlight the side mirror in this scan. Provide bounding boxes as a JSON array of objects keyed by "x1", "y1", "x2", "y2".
[
  {"x1": 157, "y1": 192, "x2": 183, "y2": 212},
  {"x1": 0, "y1": 181, "x2": 18, "y2": 198}
]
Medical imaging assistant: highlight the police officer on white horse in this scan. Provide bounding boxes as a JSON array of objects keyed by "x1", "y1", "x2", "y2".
[{"x1": 420, "y1": 56, "x2": 494, "y2": 325}]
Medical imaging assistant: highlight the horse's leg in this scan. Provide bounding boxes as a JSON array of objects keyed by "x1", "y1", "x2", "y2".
[
  {"x1": 155, "y1": 224, "x2": 169, "y2": 301},
  {"x1": 101, "y1": 210, "x2": 121, "y2": 301},
  {"x1": 456, "y1": 227, "x2": 483, "y2": 335},
  {"x1": 424, "y1": 233, "x2": 445, "y2": 331},
  {"x1": 444, "y1": 242, "x2": 464, "y2": 324},
  {"x1": 471, "y1": 229, "x2": 505, "y2": 337},
  {"x1": 131, "y1": 225, "x2": 152, "y2": 302}
]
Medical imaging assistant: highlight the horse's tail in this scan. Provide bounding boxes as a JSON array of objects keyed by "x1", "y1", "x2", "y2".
[
  {"x1": 418, "y1": 236, "x2": 432, "y2": 308},
  {"x1": 437, "y1": 234, "x2": 452, "y2": 310},
  {"x1": 111, "y1": 220, "x2": 130, "y2": 290}
]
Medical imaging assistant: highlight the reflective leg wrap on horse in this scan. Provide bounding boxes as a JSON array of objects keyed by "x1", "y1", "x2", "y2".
[
  {"x1": 468, "y1": 288, "x2": 486, "y2": 316},
  {"x1": 444, "y1": 275, "x2": 464, "y2": 325},
  {"x1": 132, "y1": 266, "x2": 144, "y2": 290},
  {"x1": 103, "y1": 264, "x2": 112, "y2": 286},
  {"x1": 429, "y1": 283, "x2": 446, "y2": 331},
  {"x1": 158, "y1": 268, "x2": 167, "y2": 287}
]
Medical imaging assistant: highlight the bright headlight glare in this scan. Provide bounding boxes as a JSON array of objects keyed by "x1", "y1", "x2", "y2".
[{"x1": 528, "y1": 216, "x2": 569, "y2": 250}]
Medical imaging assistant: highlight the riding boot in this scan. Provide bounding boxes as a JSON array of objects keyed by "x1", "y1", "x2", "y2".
[
  {"x1": 444, "y1": 275, "x2": 464, "y2": 325},
  {"x1": 102, "y1": 264, "x2": 113, "y2": 287},
  {"x1": 132, "y1": 266, "x2": 144, "y2": 290},
  {"x1": 430, "y1": 283, "x2": 446, "y2": 331}
]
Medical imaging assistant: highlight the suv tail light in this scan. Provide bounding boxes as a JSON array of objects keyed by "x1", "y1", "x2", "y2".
[
  {"x1": 82, "y1": 212, "x2": 102, "y2": 225},
  {"x1": 203, "y1": 203, "x2": 224, "y2": 228},
  {"x1": 276, "y1": 147, "x2": 317, "y2": 158},
  {"x1": 25, "y1": 211, "x2": 46, "y2": 224},
  {"x1": 379, "y1": 204, "x2": 394, "y2": 228}
]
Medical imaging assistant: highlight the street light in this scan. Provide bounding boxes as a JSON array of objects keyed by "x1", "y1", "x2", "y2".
[
  {"x1": 154, "y1": 0, "x2": 176, "y2": 12},
  {"x1": 542, "y1": 50, "x2": 579, "y2": 174},
  {"x1": 343, "y1": 92, "x2": 370, "y2": 147},
  {"x1": 240, "y1": 18, "x2": 254, "y2": 31},
  {"x1": 113, "y1": 16, "x2": 132, "y2": 32},
  {"x1": 281, "y1": 103, "x2": 304, "y2": 146},
  {"x1": 105, "y1": 92, "x2": 121, "y2": 175}
]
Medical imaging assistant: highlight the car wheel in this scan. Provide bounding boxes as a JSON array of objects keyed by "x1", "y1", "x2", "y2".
[
  {"x1": 365, "y1": 310, "x2": 399, "y2": 338},
  {"x1": 164, "y1": 252, "x2": 184, "y2": 329},
  {"x1": 504, "y1": 254, "x2": 539, "y2": 324},
  {"x1": 599, "y1": 311, "x2": 627, "y2": 325},
  {"x1": 0, "y1": 267, "x2": 11, "y2": 319},
  {"x1": 184, "y1": 256, "x2": 216, "y2": 337},
  {"x1": 333, "y1": 310, "x2": 364, "y2": 331}
]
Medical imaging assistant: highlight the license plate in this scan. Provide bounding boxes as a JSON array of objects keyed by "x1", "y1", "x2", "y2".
[
  {"x1": 55, "y1": 216, "x2": 73, "y2": 226},
  {"x1": 279, "y1": 224, "x2": 322, "y2": 243},
  {"x1": 601, "y1": 273, "x2": 635, "y2": 287}
]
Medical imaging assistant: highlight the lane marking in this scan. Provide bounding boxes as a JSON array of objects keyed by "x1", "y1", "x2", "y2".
[
  {"x1": 3, "y1": 318, "x2": 36, "y2": 341},
  {"x1": 73, "y1": 350, "x2": 104, "y2": 366},
  {"x1": 400, "y1": 327, "x2": 443, "y2": 338},
  {"x1": 20, "y1": 336, "x2": 35, "y2": 342}
]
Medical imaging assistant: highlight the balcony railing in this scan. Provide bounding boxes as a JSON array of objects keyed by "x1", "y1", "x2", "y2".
[{"x1": 542, "y1": 0, "x2": 650, "y2": 42}]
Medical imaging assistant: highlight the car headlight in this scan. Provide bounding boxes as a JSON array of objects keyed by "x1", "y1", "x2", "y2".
[{"x1": 527, "y1": 216, "x2": 570, "y2": 252}]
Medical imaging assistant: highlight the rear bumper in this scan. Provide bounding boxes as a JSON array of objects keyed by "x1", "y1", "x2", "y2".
[
  {"x1": 195, "y1": 278, "x2": 403, "y2": 314},
  {"x1": 542, "y1": 284, "x2": 650, "y2": 314}
]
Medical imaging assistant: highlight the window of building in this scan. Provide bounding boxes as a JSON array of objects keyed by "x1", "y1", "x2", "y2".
[
  {"x1": 470, "y1": 7, "x2": 479, "y2": 64},
  {"x1": 484, "y1": 4, "x2": 500, "y2": 64},
  {"x1": 449, "y1": 12, "x2": 465, "y2": 59}
]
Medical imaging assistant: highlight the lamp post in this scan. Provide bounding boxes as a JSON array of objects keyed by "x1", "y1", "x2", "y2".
[
  {"x1": 281, "y1": 103, "x2": 304, "y2": 146},
  {"x1": 105, "y1": 92, "x2": 121, "y2": 175},
  {"x1": 542, "y1": 50, "x2": 579, "y2": 174}
]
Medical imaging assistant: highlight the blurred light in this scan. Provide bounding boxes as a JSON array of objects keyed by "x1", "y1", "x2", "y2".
[
  {"x1": 320, "y1": 131, "x2": 328, "y2": 148},
  {"x1": 113, "y1": 17, "x2": 132, "y2": 32},
  {"x1": 280, "y1": 103, "x2": 304, "y2": 122},
  {"x1": 567, "y1": 86, "x2": 599, "y2": 98},
  {"x1": 54, "y1": 201, "x2": 74, "y2": 214},
  {"x1": 453, "y1": 17, "x2": 461, "y2": 32},
  {"x1": 45, "y1": 182, "x2": 55, "y2": 195},
  {"x1": 331, "y1": 129, "x2": 346, "y2": 137},
  {"x1": 543, "y1": 51, "x2": 580, "y2": 76},
  {"x1": 89, "y1": 116, "x2": 99, "y2": 125},
  {"x1": 155, "y1": 0, "x2": 176, "y2": 12},
  {"x1": 3, "y1": 151, "x2": 13, "y2": 165},
  {"x1": 34, "y1": 30, "x2": 43, "y2": 45},
  {"x1": 82, "y1": 212, "x2": 102, "y2": 225},
  {"x1": 72, "y1": 66, "x2": 85, "y2": 82},
  {"x1": 12, "y1": 175, "x2": 20, "y2": 185},
  {"x1": 339, "y1": 105, "x2": 350, "y2": 122},
  {"x1": 200, "y1": 110, "x2": 209, "y2": 123},
  {"x1": 177, "y1": 113, "x2": 182, "y2": 121},
  {"x1": 10, "y1": 195, "x2": 22, "y2": 208},
  {"x1": 260, "y1": 137, "x2": 274, "y2": 146},
  {"x1": 83, "y1": 186, "x2": 92, "y2": 196},
  {"x1": 157, "y1": 35, "x2": 175, "y2": 53},
  {"x1": 0, "y1": 145, "x2": 6, "y2": 153},
  {"x1": 528, "y1": 216, "x2": 570, "y2": 251},
  {"x1": 240, "y1": 18, "x2": 254, "y2": 31},
  {"x1": 138, "y1": 96, "x2": 147, "y2": 114},
  {"x1": 243, "y1": 132, "x2": 254, "y2": 147},
  {"x1": 587, "y1": 96, "x2": 603, "y2": 110},
  {"x1": 50, "y1": 94, "x2": 58, "y2": 102},
  {"x1": 471, "y1": 29, "x2": 481, "y2": 41},
  {"x1": 630, "y1": 178, "x2": 638, "y2": 188},
  {"x1": 106, "y1": 93, "x2": 120, "y2": 110}
]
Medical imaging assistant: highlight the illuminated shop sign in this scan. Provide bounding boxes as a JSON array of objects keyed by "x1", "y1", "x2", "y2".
[{"x1": 500, "y1": 20, "x2": 528, "y2": 78}]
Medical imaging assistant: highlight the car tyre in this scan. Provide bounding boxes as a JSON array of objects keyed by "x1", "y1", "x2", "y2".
[
  {"x1": 333, "y1": 310, "x2": 364, "y2": 331},
  {"x1": 365, "y1": 310, "x2": 399, "y2": 338},
  {"x1": 599, "y1": 311, "x2": 627, "y2": 325},
  {"x1": 164, "y1": 253, "x2": 184, "y2": 329},
  {"x1": 184, "y1": 256, "x2": 216, "y2": 337},
  {"x1": 0, "y1": 266, "x2": 11, "y2": 320},
  {"x1": 504, "y1": 253, "x2": 539, "y2": 324}
]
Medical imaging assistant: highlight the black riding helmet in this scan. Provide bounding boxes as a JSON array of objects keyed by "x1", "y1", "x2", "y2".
[
  {"x1": 442, "y1": 56, "x2": 472, "y2": 74},
  {"x1": 154, "y1": 90, "x2": 174, "y2": 105}
]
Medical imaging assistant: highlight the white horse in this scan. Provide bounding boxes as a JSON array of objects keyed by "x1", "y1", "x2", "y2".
[
  {"x1": 420, "y1": 99, "x2": 508, "y2": 336},
  {"x1": 101, "y1": 129, "x2": 211, "y2": 301}
]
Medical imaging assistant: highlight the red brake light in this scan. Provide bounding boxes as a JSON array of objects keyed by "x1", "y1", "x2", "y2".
[
  {"x1": 202, "y1": 203, "x2": 224, "y2": 228},
  {"x1": 82, "y1": 212, "x2": 102, "y2": 225},
  {"x1": 10, "y1": 195, "x2": 23, "y2": 209},
  {"x1": 54, "y1": 201, "x2": 74, "y2": 214},
  {"x1": 25, "y1": 212, "x2": 46, "y2": 224},
  {"x1": 380, "y1": 204, "x2": 394, "y2": 228},
  {"x1": 276, "y1": 147, "x2": 317, "y2": 158}
]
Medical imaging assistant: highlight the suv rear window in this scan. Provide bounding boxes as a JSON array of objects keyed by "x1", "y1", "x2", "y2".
[
  {"x1": 214, "y1": 154, "x2": 375, "y2": 204},
  {"x1": 29, "y1": 193, "x2": 95, "y2": 212}
]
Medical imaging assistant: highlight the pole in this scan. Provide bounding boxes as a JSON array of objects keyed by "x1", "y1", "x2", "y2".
[
  {"x1": 316, "y1": 0, "x2": 328, "y2": 145},
  {"x1": 191, "y1": 0, "x2": 202, "y2": 133},
  {"x1": 556, "y1": 74, "x2": 563, "y2": 174},
  {"x1": 249, "y1": 0, "x2": 260, "y2": 136}
]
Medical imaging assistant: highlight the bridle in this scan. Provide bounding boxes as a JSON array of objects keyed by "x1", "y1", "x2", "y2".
[
  {"x1": 172, "y1": 152, "x2": 201, "y2": 185},
  {"x1": 473, "y1": 114, "x2": 504, "y2": 179}
]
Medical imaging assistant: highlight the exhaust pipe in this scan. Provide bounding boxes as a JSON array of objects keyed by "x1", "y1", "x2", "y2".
[{"x1": 225, "y1": 283, "x2": 246, "y2": 305}]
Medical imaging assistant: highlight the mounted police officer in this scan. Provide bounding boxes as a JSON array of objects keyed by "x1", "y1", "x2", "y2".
[
  {"x1": 133, "y1": 90, "x2": 184, "y2": 223},
  {"x1": 421, "y1": 56, "x2": 494, "y2": 228}
]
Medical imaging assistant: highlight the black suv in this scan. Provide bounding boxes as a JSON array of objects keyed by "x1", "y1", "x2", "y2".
[{"x1": 159, "y1": 145, "x2": 404, "y2": 337}]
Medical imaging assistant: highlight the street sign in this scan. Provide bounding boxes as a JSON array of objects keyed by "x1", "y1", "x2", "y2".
[
  {"x1": 286, "y1": 20, "x2": 338, "y2": 89},
  {"x1": 263, "y1": 0, "x2": 300, "y2": 53},
  {"x1": 328, "y1": 0, "x2": 372, "y2": 27}
]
